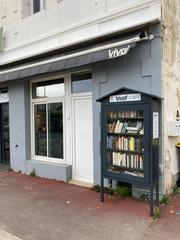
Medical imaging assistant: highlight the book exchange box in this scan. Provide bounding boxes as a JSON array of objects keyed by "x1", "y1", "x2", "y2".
[{"x1": 97, "y1": 88, "x2": 162, "y2": 216}]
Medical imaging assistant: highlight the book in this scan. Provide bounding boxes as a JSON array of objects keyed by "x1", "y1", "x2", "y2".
[{"x1": 129, "y1": 137, "x2": 135, "y2": 151}]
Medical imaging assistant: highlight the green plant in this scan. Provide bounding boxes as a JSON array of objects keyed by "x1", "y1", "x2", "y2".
[
  {"x1": 91, "y1": 185, "x2": 115, "y2": 196},
  {"x1": 8, "y1": 167, "x2": 13, "y2": 172},
  {"x1": 160, "y1": 194, "x2": 169, "y2": 205},
  {"x1": 153, "y1": 207, "x2": 161, "y2": 221},
  {"x1": 140, "y1": 193, "x2": 149, "y2": 201},
  {"x1": 91, "y1": 184, "x2": 101, "y2": 192},
  {"x1": 91, "y1": 184, "x2": 132, "y2": 198},
  {"x1": 114, "y1": 186, "x2": 132, "y2": 198},
  {"x1": 172, "y1": 186, "x2": 180, "y2": 195},
  {"x1": 104, "y1": 187, "x2": 115, "y2": 196},
  {"x1": 29, "y1": 168, "x2": 36, "y2": 177}
]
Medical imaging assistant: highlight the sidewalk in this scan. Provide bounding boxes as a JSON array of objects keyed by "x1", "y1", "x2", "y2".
[{"x1": 0, "y1": 169, "x2": 179, "y2": 240}]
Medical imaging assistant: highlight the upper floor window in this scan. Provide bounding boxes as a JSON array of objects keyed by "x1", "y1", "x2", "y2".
[
  {"x1": 22, "y1": 0, "x2": 46, "y2": 18},
  {"x1": 33, "y1": 0, "x2": 46, "y2": 14}
]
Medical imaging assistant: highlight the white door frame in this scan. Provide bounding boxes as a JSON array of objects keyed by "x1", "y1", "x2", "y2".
[
  {"x1": 30, "y1": 74, "x2": 70, "y2": 164},
  {"x1": 71, "y1": 92, "x2": 94, "y2": 183}
]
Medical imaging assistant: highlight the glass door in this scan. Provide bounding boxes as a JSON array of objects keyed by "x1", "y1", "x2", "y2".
[
  {"x1": 0, "y1": 103, "x2": 10, "y2": 165},
  {"x1": 33, "y1": 102, "x2": 64, "y2": 160},
  {"x1": 103, "y1": 104, "x2": 149, "y2": 183}
]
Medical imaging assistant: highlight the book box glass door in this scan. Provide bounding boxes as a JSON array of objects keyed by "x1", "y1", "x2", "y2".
[{"x1": 105, "y1": 105, "x2": 149, "y2": 181}]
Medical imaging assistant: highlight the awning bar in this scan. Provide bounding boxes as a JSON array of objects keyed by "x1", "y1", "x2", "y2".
[{"x1": 0, "y1": 33, "x2": 154, "y2": 75}]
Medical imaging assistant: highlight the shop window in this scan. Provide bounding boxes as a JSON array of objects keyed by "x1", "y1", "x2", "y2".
[
  {"x1": 32, "y1": 79, "x2": 64, "y2": 161},
  {"x1": 32, "y1": 79, "x2": 64, "y2": 99},
  {"x1": 34, "y1": 102, "x2": 63, "y2": 159},
  {"x1": 71, "y1": 72, "x2": 92, "y2": 93}
]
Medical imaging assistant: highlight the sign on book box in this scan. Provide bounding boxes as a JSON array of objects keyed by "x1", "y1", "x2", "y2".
[{"x1": 97, "y1": 88, "x2": 161, "y2": 216}]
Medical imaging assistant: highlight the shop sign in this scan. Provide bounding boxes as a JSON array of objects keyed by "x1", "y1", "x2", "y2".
[
  {"x1": 0, "y1": 93, "x2": 9, "y2": 103},
  {"x1": 108, "y1": 45, "x2": 131, "y2": 59},
  {"x1": 153, "y1": 112, "x2": 159, "y2": 139},
  {"x1": 109, "y1": 93, "x2": 141, "y2": 103}
]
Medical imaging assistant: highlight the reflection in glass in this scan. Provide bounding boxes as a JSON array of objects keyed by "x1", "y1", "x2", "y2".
[
  {"x1": 71, "y1": 72, "x2": 92, "y2": 93},
  {"x1": 48, "y1": 103, "x2": 63, "y2": 159},
  {"x1": 34, "y1": 104, "x2": 47, "y2": 156},
  {"x1": 32, "y1": 79, "x2": 64, "y2": 99},
  {"x1": 107, "y1": 110, "x2": 144, "y2": 177},
  {"x1": 1, "y1": 103, "x2": 10, "y2": 165}
]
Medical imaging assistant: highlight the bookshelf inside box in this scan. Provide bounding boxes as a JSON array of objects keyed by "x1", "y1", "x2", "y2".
[
  {"x1": 97, "y1": 88, "x2": 162, "y2": 216},
  {"x1": 106, "y1": 109, "x2": 145, "y2": 178}
]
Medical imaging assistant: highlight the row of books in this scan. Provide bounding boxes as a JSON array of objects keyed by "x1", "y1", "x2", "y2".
[
  {"x1": 107, "y1": 136, "x2": 143, "y2": 152},
  {"x1": 111, "y1": 152, "x2": 143, "y2": 170},
  {"x1": 108, "y1": 110, "x2": 143, "y2": 119},
  {"x1": 107, "y1": 120, "x2": 144, "y2": 135}
]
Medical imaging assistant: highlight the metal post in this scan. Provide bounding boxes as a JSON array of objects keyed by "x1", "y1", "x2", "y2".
[
  {"x1": 100, "y1": 177, "x2": 104, "y2": 202},
  {"x1": 155, "y1": 184, "x2": 159, "y2": 206},
  {"x1": 150, "y1": 186, "x2": 154, "y2": 217}
]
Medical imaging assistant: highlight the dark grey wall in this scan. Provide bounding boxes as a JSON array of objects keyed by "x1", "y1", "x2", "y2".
[{"x1": 92, "y1": 24, "x2": 162, "y2": 184}]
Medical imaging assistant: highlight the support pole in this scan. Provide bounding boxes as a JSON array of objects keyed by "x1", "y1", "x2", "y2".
[
  {"x1": 155, "y1": 184, "x2": 159, "y2": 206},
  {"x1": 100, "y1": 177, "x2": 104, "y2": 202},
  {"x1": 150, "y1": 186, "x2": 154, "y2": 217}
]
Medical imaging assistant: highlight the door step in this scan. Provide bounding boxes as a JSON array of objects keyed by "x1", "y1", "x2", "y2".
[{"x1": 69, "y1": 179, "x2": 93, "y2": 188}]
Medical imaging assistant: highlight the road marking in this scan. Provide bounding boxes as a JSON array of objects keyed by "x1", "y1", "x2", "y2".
[{"x1": 0, "y1": 228, "x2": 23, "y2": 240}]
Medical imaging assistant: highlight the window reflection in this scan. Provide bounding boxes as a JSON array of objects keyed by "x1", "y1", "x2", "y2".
[
  {"x1": 34, "y1": 103, "x2": 63, "y2": 159},
  {"x1": 34, "y1": 104, "x2": 47, "y2": 157},
  {"x1": 32, "y1": 79, "x2": 64, "y2": 99},
  {"x1": 48, "y1": 103, "x2": 63, "y2": 159},
  {"x1": 71, "y1": 72, "x2": 92, "y2": 93}
]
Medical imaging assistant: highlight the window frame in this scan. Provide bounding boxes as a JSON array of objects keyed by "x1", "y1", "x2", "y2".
[
  {"x1": 30, "y1": 76, "x2": 66, "y2": 164},
  {"x1": 71, "y1": 70, "x2": 93, "y2": 95}
]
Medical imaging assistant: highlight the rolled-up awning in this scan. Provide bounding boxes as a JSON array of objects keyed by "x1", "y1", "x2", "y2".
[{"x1": 0, "y1": 31, "x2": 153, "y2": 82}]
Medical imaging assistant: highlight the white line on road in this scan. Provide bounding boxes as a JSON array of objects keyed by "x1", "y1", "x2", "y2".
[{"x1": 0, "y1": 228, "x2": 23, "y2": 240}]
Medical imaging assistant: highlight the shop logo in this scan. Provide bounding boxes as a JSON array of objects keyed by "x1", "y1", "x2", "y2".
[
  {"x1": 108, "y1": 45, "x2": 130, "y2": 59},
  {"x1": 109, "y1": 94, "x2": 141, "y2": 103}
]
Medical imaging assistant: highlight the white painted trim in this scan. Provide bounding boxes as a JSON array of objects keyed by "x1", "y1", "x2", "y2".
[
  {"x1": 71, "y1": 94, "x2": 94, "y2": 183},
  {"x1": 0, "y1": 34, "x2": 152, "y2": 75}
]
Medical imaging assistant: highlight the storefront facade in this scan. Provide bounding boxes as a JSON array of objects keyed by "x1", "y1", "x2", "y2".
[{"x1": 0, "y1": 23, "x2": 164, "y2": 192}]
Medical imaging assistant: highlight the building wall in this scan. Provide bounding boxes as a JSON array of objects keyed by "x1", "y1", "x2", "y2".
[
  {"x1": 162, "y1": 0, "x2": 180, "y2": 193},
  {"x1": 8, "y1": 79, "x2": 27, "y2": 172},
  {"x1": 8, "y1": 77, "x2": 72, "y2": 181},
  {"x1": 0, "y1": 0, "x2": 161, "y2": 65},
  {"x1": 0, "y1": 0, "x2": 22, "y2": 28},
  {"x1": 92, "y1": 24, "x2": 163, "y2": 186}
]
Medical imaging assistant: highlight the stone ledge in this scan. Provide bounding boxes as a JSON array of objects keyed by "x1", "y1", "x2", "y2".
[{"x1": 24, "y1": 160, "x2": 72, "y2": 182}]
